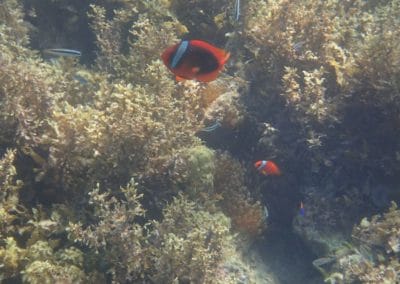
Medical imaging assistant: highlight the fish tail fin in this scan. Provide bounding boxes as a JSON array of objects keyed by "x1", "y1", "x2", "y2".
[
  {"x1": 267, "y1": 161, "x2": 281, "y2": 175},
  {"x1": 221, "y1": 51, "x2": 230, "y2": 64}
]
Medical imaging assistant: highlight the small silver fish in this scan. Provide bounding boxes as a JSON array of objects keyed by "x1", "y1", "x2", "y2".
[
  {"x1": 234, "y1": 0, "x2": 241, "y2": 21},
  {"x1": 312, "y1": 257, "x2": 336, "y2": 267},
  {"x1": 200, "y1": 121, "x2": 222, "y2": 132},
  {"x1": 43, "y1": 48, "x2": 81, "y2": 57},
  {"x1": 293, "y1": 41, "x2": 306, "y2": 53},
  {"x1": 263, "y1": 205, "x2": 269, "y2": 219},
  {"x1": 73, "y1": 74, "x2": 89, "y2": 85}
]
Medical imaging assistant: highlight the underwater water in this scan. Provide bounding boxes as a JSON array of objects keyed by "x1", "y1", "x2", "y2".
[{"x1": 1, "y1": 0, "x2": 400, "y2": 283}]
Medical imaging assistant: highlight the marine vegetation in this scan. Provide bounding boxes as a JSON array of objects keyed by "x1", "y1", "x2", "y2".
[
  {"x1": 1, "y1": 0, "x2": 400, "y2": 283},
  {"x1": 0, "y1": 0, "x2": 265, "y2": 282},
  {"x1": 243, "y1": 0, "x2": 400, "y2": 281},
  {"x1": 314, "y1": 202, "x2": 400, "y2": 283}
]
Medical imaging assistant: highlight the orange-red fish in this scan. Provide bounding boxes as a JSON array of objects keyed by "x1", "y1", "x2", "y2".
[
  {"x1": 161, "y1": 40, "x2": 230, "y2": 82},
  {"x1": 254, "y1": 160, "x2": 281, "y2": 176}
]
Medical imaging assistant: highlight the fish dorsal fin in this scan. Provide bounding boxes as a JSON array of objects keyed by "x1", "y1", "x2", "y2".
[
  {"x1": 220, "y1": 51, "x2": 230, "y2": 65},
  {"x1": 190, "y1": 40, "x2": 230, "y2": 64}
]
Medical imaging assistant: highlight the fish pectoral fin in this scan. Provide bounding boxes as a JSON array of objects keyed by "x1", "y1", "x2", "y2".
[
  {"x1": 175, "y1": 75, "x2": 186, "y2": 81},
  {"x1": 213, "y1": 48, "x2": 230, "y2": 65},
  {"x1": 221, "y1": 52, "x2": 230, "y2": 64},
  {"x1": 191, "y1": 67, "x2": 200, "y2": 74}
]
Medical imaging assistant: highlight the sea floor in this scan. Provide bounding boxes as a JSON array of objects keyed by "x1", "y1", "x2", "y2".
[{"x1": 249, "y1": 229, "x2": 324, "y2": 284}]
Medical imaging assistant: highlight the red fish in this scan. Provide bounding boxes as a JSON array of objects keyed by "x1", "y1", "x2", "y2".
[
  {"x1": 161, "y1": 40, "x2": 230, "y2": 82},
  {"x1": 254, "y1": 160, "x2": 281, "y2": 176}
]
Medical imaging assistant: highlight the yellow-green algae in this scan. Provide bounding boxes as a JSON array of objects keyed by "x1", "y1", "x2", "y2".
[
  {"x1": 319, "y1": 202, "x2": 400, "y2": 283},
  {"x1": 0, "y1": 0, "x2": 265, "y2": 282}
]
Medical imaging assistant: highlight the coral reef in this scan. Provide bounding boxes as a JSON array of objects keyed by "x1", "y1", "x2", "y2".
[
  {"x1": 69, "y1": 183, "x2": 256, "y2": 283},
  {"x1": 239, "y1": 0, "x2": 400, "y2": 281},
  {"x1": 0, "y1": 0, "x2": 266, "y2": 282},
  {"x1": 281, "y1": 66, "x2": 333, "y2": 124},
  {"x1": 68, "y1": 179, "x2": 146, "y2": 282},
  {"x1": 168, "y1": 147, "x2": 266, "y2": 239},
  {"x1": 0, "y1": 149, "x2": 87, "y2": 282},
  {"x1": 353, "y1": 202, "x2": 400, "y2": 255},
  {"x1": 293, "y1": 186, "x2": 366, "y2": 255},
  {"x1": 0, "y1": 150, "x2": 23, "y2": 237},
  {"x1": 320, "y1": 202, "x2": 400, "y2": 283},
  {"x1": 244, "y1": 0, "x2": 400, "y2": 147},
  {"x1": 214, "y1": 153, "x2": 266, "y2": 238},
  {"x1": 203, "y1": 77, "x2": 246, "y2": 129},
  {"x1": 150, "y1": 194, "x2": 235, "y2": 283},
  {"x1": 21, "y1": 242, "x2": 86, "y2": 284},
  {"x1": 172, "y1": 145, "x2": 216, "y2": 201}
]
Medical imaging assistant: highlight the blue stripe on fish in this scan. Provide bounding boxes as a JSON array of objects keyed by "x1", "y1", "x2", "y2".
[
  {"x1": 171, "y1": 40, "x2": 189, "y2": 68},
  {"x1": 43, "y1": 48, "x2": 82, "y2": 57}
]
